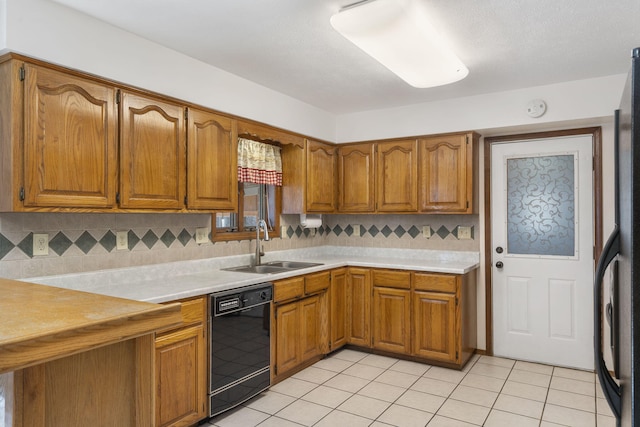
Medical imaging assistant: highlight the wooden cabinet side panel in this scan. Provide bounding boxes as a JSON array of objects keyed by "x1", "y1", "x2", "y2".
[
  {"x1": 413, "y1": 291, "x2": 457, "y2": 362},
  {"x1": 120, "y1": 92, "x2": 185, "y2": 209},
  {"x1": 347, "y1": 268, "x2": 372, "y2": 347},
  {"x1": 281, "y1": 143, "x2": 306, "y2": 214},
  {"x1": 338, "y1": 144, "x2": 375, "y2": 212},
  {"x1": 330, "y1": 269, "x2": 348, "y2": 350},
  {"x1": 306, "y1": 140, "x2": 336, "y2": 212},
  {"x1": 376, "y1": 140, "x2": 418, "y2": 212},
  {"x1": 372, "y1": 287, "x2": 411, "y2": 354},
  {"x1": 187, "y1": 109, "x2": 237, "y2": 210},
  {"x1": 23, "y1": 64, "x2": 117, "y2": 208},
  {"x1": 419, "y1": 134, "x2": 470, "y2": 213},
  {"x1": 0, "y1": 60, "x2": 24, "y2": 211}
]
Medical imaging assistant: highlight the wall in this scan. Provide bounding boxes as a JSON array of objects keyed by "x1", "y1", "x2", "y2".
[
  {"x1": 3, "y1": 0, "x2": 336, "y2": 142},
  {"x1": 0, "y1": 212, "x2": 478, "y2": 279}
]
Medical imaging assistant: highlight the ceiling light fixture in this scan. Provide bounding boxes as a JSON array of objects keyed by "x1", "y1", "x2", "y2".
[{"x1": 330, "y1": 0, "x2": 469, "y2": 88}]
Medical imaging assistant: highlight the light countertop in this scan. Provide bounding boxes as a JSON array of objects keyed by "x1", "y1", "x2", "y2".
[{"x1": 24, "y1": 246, "x2": 480, "y2": 304}]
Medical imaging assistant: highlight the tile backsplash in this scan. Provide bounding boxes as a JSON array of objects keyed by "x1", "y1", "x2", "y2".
[{"x1": 0, "y1": 212, "x2": 478, "y2": 279}]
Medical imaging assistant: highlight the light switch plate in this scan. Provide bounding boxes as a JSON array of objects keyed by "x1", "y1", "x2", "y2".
[
  {"x1": 195, "y1": 227, "x2": 209, "y2": 244},
  {"x1": 281, "y1": 226, "x2": 288, "y2": 238},
  {"x1": 422, "y1": 226, "x2": 431, "y2": 238},
  {"x1": 352, "y1": 224, "x2": 360, "y2": 237},
  {"x1": 33, "y1": 233, "x2": 49, "y2": 256},
  {"x1": 458, "y1": 226, "x2": 472, "y2": 240},
  {"x1": 116, "y1": 231, "x2": 128, "y2": 251}
]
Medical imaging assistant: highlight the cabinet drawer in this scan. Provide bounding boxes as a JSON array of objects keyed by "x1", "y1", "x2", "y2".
[
  {"x1": 372, "y1": 269, "x2": 411, "y2": 289},
  {"x1": 413, "y1": 273, "x2": 458, "y2": 293},
  {"x1": 274, "y1": 277, "x2": 305, "y2": 303},
  {"x1": 305, "y1": 271, "x2": 330, "y2": 295}
]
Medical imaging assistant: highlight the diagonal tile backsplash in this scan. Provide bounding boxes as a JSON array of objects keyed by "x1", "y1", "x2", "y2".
[{"x1": 0, "y1": 212, "x2": 478, "y2": 279}]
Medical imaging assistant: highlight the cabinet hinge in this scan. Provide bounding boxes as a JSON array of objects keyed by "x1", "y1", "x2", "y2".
[
  {"x1": 184, "y1": 195, "x2": 188, "y2": 205},
  {"x1": 116, "y1": 90, "x2": 121, "y2": 104},
  {"x1": 466, "y1": 201, "x2": 469, "y2": 209},
  {"x1": 116, "y1": 192, "x2": 120, "y2": 204},
  {"x1": 455, "y1": 296, "x2": 459, "y2": 306},
  {"x1": 19, "y1": 187, "x2": 25, "y2": 201},
  {"x1": 19, "y1": 66, "x2": 25, "y2": 81}
]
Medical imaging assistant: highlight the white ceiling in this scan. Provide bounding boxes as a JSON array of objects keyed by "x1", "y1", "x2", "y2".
[{"x1": 51, "y1": 0, "x2": 640, "y2": 114}]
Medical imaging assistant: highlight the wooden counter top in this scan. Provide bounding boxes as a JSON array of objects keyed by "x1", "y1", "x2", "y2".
[{"x1": 0, "y1": 278, "x2": 182, "y2": 374}]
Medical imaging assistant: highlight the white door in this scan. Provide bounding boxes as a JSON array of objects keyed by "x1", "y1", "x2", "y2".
[{"x1": 491, "y1": 135, "x2": 594, "y2": 370}]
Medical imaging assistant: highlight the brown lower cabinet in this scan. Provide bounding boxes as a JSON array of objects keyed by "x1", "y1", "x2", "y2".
[
  {"x1": 272, "y1": 273, "x2": 330, "y2": 382},
  {"x1": 155, "y1": 296, "x2": 208, "y2": 427},
  {"x1": 271, "y1": 266, "x2": 476, "y2": 386}
]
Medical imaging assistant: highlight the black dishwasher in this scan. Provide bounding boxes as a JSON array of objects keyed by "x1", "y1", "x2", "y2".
[{"x1": 209, "y1": 283, "x2": 273, "y2": 417}]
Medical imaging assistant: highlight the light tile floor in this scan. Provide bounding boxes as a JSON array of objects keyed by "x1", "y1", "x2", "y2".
[{"x1": 208, "y1": 349, "x2": 615, "y2": 427}]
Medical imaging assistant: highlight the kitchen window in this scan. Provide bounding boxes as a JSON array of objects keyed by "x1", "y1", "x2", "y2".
[{"x1": 212, "y1": 138, "x2": 282, "y2": 241}]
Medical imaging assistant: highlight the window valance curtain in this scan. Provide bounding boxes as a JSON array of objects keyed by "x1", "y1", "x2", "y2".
[{"x1": 237, "y1": 138, "x2": 283, "y2": 186}]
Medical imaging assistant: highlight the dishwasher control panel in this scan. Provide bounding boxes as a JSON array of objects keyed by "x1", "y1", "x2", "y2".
[{"x1": 212, "y1": 283, "x2": 273, "y2": 316}]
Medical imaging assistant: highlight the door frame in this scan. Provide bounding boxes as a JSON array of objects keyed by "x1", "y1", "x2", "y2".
[{"x1": 483, "y1": 127, "x2": 603, "y2": 355}]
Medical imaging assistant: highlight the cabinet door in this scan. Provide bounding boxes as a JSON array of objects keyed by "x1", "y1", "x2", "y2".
[
  {"x1": 338, "y1": 144, "x2": 375, "y2": 212},
  {"x1": 275, "y1": 301, "x2": 301, "y2": 375},
  {"x1": 413, "y1": 291, "x2": 458, "y2": 363},
  {"x1": 306, "y1": 140, "x2": 336, "y2": 212},
  {"x1": 373, "y1": 287, "x2": 411, "y2": 354},
  {"x1": 347, "y1": 268, "x2": 372, "y2": 347},
  {"x1": 23, "y1": 64, "x2": 117, "y2": 208},
  {"x1": 330, "y1": 268, "x2": 348, "y2": 350},
  {"x1": 419, "y1": 134, "x2": 472, "y2": 213},
  {"x1": 186, "y1": 109, "x2": 237, "y2": 210},
  {"x1": 155, "y1": 324, "x2": 206, "y2": 427},
  {"x1": 120, "y1": 92, "x2": 185, "y2": 209},
  {"x1": 300, "y1": 295, "x2": 322, "y2": 362},
  {"x1": 376, "y1": 140, "x2": 418, "y2": 212}
]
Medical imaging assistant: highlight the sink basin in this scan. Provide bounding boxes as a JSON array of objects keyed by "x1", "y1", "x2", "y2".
[
  {"x1": 222, "y1": 261, "x2": 324, "y2": 274},
  {"x1": 266, "y1": 261, "x2": 324, "y2": 269},
  {"x1": 222, "y1": 265, "x2": 291, "y2": 274}
]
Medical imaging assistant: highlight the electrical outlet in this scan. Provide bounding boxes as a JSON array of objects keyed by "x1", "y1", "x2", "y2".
[
  {"x1": 352, "y1": 224, "x2": 360, "y2": 237},
  {"x1": 33, "y1": 233, "x2": 49, "y2": 256},
  {"x1": 116, "y1": 231, "x2": 128, "y2": 251},
  {"x1": 195, "y1": 227, "x2": 209, "y2": 244},
  {"x1": 458, "y1": 226, "x2": 472, "y2": 240},
  {"x1": 423, "y1": 226, "x2": 431, "y2": 238}
]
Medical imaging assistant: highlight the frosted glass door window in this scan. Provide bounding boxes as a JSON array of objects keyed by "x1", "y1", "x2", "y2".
[{"x1": 506, "y1": 154, "x2": 576, "y2": 256}]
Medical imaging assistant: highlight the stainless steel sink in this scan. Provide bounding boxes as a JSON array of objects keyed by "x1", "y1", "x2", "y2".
[
  {"x1": 222, "y1": 265, "x2": 291, "y2": 274},
  {"x1": 222, "y1": 261, "x2": 323, "y2": 274},
  {"x1": 265, "y1": 261, "x2": 323, "y2": 269}
]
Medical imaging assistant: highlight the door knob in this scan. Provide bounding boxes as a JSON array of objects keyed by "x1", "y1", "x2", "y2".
[
  {"x1": 495, "y1": 261, "x2": 504, "y2": 269},
  {"x1": 496, "y1": 246, "x2": 503, "y2": 254}
]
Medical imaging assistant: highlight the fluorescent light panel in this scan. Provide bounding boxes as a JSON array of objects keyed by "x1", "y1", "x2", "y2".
[{"x1": 330, "y1": 0, "x2": 468, "y2": 88}]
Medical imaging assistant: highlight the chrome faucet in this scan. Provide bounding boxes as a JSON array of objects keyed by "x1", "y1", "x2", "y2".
[{"x1": 255, "y1": 219, "x2": 270, "y2": 266}]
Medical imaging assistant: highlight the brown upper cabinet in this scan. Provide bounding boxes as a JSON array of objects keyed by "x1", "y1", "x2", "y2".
[
  {"x1": 282, "y1": 139, "x2": 336, "y2": 214},
  {"x1": 119, "y1": 91, "x2": 186, "y2": 209},
  {"x1": 338, "y1": 143, "x2": 376, "y2": 212},
  {"x1": 419, "y1": 132, "x2": 479, "y2": 214},
  {"x1": 186, "y1": 109, "x2": 238, "y2": 210},
  {"x1": 376, "y1": 139, "x2": 418, "y2": 212},
  {"x1": 19, "y1": 63, "x2": 118, "y2": 209}
]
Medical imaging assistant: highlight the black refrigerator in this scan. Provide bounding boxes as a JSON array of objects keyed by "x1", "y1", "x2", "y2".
[{"x1": 595, "y1": 47, "x2": 640, "y2": 427}]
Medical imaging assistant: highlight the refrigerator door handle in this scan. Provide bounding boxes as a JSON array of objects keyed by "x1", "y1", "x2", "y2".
[{"x1": 594, "y1": 225, "x2": 622, "y2": 420}]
